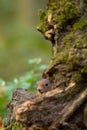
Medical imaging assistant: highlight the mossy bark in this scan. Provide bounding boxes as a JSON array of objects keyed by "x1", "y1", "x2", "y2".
[
  {"x1": 4, "y1": 0, "x2": 87, "y2": 130},
  {"x1": 38, "y1": 0, "x2": 87, "y2": 88}
]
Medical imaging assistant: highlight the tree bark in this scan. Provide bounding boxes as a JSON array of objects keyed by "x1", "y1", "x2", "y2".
[{"x1": 4, "y1": 0, "x2": 87, "y2": 130}]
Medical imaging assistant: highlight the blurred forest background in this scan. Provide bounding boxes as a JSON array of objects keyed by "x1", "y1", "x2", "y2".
[
  {"x1": 0, "y1": 0, "x2": 51, "y2": 81},
  {"x1": 0, "y1": 0, "x2": 51, "y2": 118}
]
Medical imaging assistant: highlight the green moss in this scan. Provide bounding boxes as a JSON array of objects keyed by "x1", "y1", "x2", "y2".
[
  {"x1": 80, "y1": 67, "x2": 87, "y2": 74},
  {"x1": 71, "y1": 73, "x2": 82, "y2": 83},
  {"x1": 51, "y1": 49, "x2": 69, "y2": 66},
  {"x1": 62, "y1": 32, "x2": 73, "y2": 45},
  {"x1": 52, "y1": 0, "x2": 78, "y2": 30},
  {"x1": 37, "y1": 9, "x2": 46, "y2": 32},
  {"x1": 74, "y1": 42, "x2": 83, "y2": 49},
  {"x1": 67, "y1": 87, "x2": 79, "y2": 96},
  {"x1": 68, "y1": 55, "x2": 80, "y2": 70},
  {"x1": 73, "y1": 18, "x2": 87, "y2": 31},
  {"x1": 37, "y1": 1, "x2": 57, "y2": 33},
  {"x1": 38, "y1": 0, "x2": 78, "y2": 33},
  {"x1": 49, "y1": 0, "x2": 57, "y2": 10},
  {"x1": 57, "y1": 51, "x2": 68, "y2": 64}
]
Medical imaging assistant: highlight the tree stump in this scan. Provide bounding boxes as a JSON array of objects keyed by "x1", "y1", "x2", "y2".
[{"x1": 4, "y1": 0, "x2": 87, "y2": 130}]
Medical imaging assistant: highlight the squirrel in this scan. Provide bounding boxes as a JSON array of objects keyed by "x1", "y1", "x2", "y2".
[{"x1": 37, "y1": 78, "x2": 52, "y2": 95}]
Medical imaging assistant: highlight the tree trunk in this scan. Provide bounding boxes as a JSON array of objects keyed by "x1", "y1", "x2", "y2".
[{"x1": 4, "y1": 0, "x2": 87, "y2": 130}]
